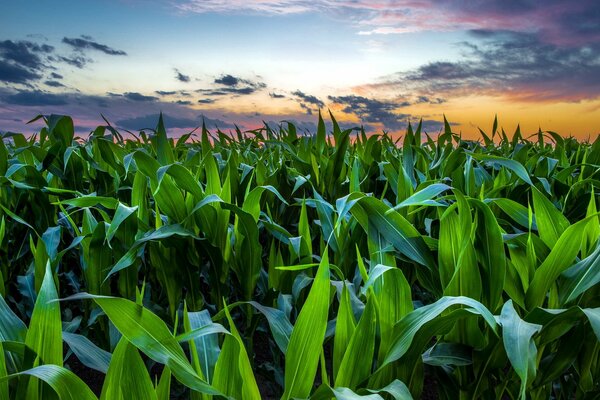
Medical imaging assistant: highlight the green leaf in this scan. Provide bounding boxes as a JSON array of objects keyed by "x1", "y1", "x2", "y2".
[
  {"x1": 106, "y1": 203, "x2": 138, "y2": 243},
  {"x1": 333, "y1": 284, "x2": 356, "y2": 378},
  {"x1": 532, "y1": 187, "x2": 570, "y2": 248},
  {"x1": 26, "y1": 262, "x2": 62, "y2": 366},
  {"x1": 283, "y1": 250, "x2": 331, "y2": 399},
  {"x1": 63, "y1": 332, "x2": 111, "y2": 374},
  {"x1": 63, "y1": 293, "x2": 221, "y2": 396},
  {"x1": 351, "y1": 197, "x2": 436, "y2": 271},
  {"x1": 526, "y1": 215, "x2": 596, "y2": 308},
  {"x1": 500, "y1": 300, "x2": 542, "y2": 400},
  {"x1": 381, "y1": 296, "x2": 498, "y2": 368},
  {"x1": 100, "y1": 337, "x2": 157, "y2": 400},
  {"x1": 213, "y1": 301, "x2": 260, "y2": 400},
  {"x1": 468, "y1": 152, "x2": 533, "y2": 185},
  {"x1": 390, "y1": 183, "x2": 451, "y2": 209},
  {"x1": 1, "y1": 365, "x2": 97, "y2": 400},
  {"x1": 335, "y1": 292, "x2": 377, "y2": 390}
]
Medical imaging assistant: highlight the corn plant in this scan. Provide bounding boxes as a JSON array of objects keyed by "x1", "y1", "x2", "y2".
[{"x1": 1, "y1": 112, "x2": 600, "y2": 399}]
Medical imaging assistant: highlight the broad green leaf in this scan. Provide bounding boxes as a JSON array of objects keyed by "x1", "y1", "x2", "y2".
[
  {"x1": 500, "y1": 300, "x2": 542, "y2": 400},
  {"x1": 468, "y1": 152, "x2": 533, "y2": 185},
  {"x1": 26, "y1": 262, "x2": 62, "y2": 366},
  {"x1": 100, "y1": 337, "x2": 157, "y2": 400},
  {"x1": 63, "y1": 332, "x2": 111, "y2": 374},
  {"x1": 333, "y1": 284, "x2": 356, "y2": 378},
  {"x1": 350, "y1": 197, "x2": 436, "y2": 271},
  {"x1": 213, "y1": 302, "x2": 260, "y2": 400},
  {"x1": 390, "y1": 183, "x2": 451, "y2": 209},
  {"x1": 526, "y1": 215, "x2": 597, "y2": 308},
  {"x1": 283, "y1": 250, "x2": 331, "y2": 400},
  {"x1": 1, "y1": 365, "x2": 97, "y2": 400},
  {"x1": 63, "y1": 293, "x2": 221, "y2": 396},
  {"x1": 531, "y1": 187, "x2": 570, "y2": 248},
  {"x1": 381, "y1": 296, "x2": 498, "y2": 368},
  {"x1": 335, "y1": 292, "x2": 377, "y2": 389}
]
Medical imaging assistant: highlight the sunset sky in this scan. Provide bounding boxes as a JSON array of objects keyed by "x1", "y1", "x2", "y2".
[{"x1": 1, "y1": 1, "x2": 599, "y2": 138}]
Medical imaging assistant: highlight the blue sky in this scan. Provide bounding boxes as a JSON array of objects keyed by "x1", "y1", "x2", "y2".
[{"x1": 1, "y1": 0, "x2": 599, "y2": 137}]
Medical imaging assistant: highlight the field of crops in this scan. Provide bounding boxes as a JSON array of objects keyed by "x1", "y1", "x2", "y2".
[{"x1": 0, "y1": 113, "x2": 599, "y2": 399}]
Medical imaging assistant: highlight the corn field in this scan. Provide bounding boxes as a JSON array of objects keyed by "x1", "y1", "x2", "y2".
[{"x1": 1, "y1": 112, "x2": 600, "y2": 399}]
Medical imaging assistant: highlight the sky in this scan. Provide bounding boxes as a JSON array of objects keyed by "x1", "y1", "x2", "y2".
[{"x1": 1, "y1": 0, "x2": 599, "y2": 138}]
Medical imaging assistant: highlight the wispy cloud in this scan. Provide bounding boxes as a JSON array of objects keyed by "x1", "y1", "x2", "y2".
[
  {"x1": 174, "y1": 0, "x2": 600, "y2": 47},
  {"x1": 62, "y1": 36, "x2": 127, "y2": 56}
]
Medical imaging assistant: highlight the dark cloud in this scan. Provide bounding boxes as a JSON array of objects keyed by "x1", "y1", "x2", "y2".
[
  {"x1": 116, "y1": 113, "x2": 199, "y2": 130},
  {"x1": 434, "y1": 1, "x2": 600, "y2": 46},
  {"x1": 0, "y1": 40, "x2": 55, "y2": 84},
  {"x1": 50, "y1": 72, "x2": 63, "y2": 79},
  {"x1": 291, "y1": 90, "x2": 325, "y2": 114},
  {"x1": 0, "y1": 60, "x2": 41, "y2": 84},
  {"x1": 198, "y1": 99, "x2": 215, "y2": 104},
  {"x1": 3, "y1": 90, "x2": 68, "y2": 106},
  {"x1": 415, "y1": 96, "x2": 445, "y2": 104},
  {"x1": 292, "y1": 90, "x2": 324, "y2": 108},
  {"x1": 123, "y1": 92, "x2": 158, "y2": 102},
  {"x1": 57, "y1": 55, "x2": 89, "y2": 69},
  {"x1": 201, "y1": 74, "x2": 267, "y2": 96},
  {"x1": 400, "y1": 30, "x2": 600, "y2": 101},
  {"x1": 62, "y1": 36, "x2": 127, "y2": 56},
  {"x1": 175, "y1": 100, "x2": 192, "y2": 105},
  {"x1": 155, "y1": 90, "x2": 177, "y2": 96},
  {"x1": 0, "y1": 40, "x2": 53, "y2": 70},
  {"x1": 328, "y1": 95, "x2": 410, "y2": 130},
  {"x1": 175, "y1": 68, "x2": 191, "y2": 83},
  {"x1": 269, "y1": 92, "x2": 285, "y2": 98},
  {"x1": 44, "y1": 80, "x2": 65, "y2": 87},
  {"x1": 214, "y1": 74, "x2": 240, "y2": 86}
]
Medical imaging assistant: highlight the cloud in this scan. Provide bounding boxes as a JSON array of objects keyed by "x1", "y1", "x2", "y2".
[
  {"x1": 174, "y1": 68, "x2": 191, "y2": 82},
  {"x1": 0, "y1": 40, "x2": 53, "y2": 70},
  {"x1": 175, "y1": 0, "x2": 313, "y2": 15},
  {"x1": 198, "y1": 74, "x2": 267, "y2": 96},
  {"x1": 123, "y1": 92, "x2": 158, "y2": 102},
  {"x1": 269, "y1": 92, "x2": 285, "y2": 98},
  {"x1": 0, "y1": 60, "x2": 41, "y2": 85},
  {"x1": 155, "y1": 90, "x2": 177, "y2": 96},
  {"x1": 291, "y1": 90, "x2": 324, "y2": 114},
  {"x1": 198, "y1": 98, "x2": 215, "y2": 104},
  {"x1": 369, "y1": 30, "x2": 600, "y2": 102},
  {"x1": 175, "y1": 100, "x2": 192, "y2": 105},
  {"x1": 3, "y1": 90, "x2": 68, "y2": 106},
  {"x1": 174, "y1": 1, "x2": 600, "y2": 47},
  {"x1": 62, "y1": 36, "x2": 127, "y2": 56},
  {"x1": 328, "y1": 95, "x2": 411, "y2": 130},
  {"x1": 215, "y1": 74, "x2": 240, "y2": 86},
  {"x1": 44, "y1": 80, "x2": 65, "y2": 88},
  {"x1": 57, "y1": 55, "x2": 90, "y2": 69},
  {"x1": 0, "y1": 40, "x2": 55, "y2": 84},
  {"x1": 50, "y1": 72, "x2": 63, "y2": 79},
  {"x1": 415, "y1": 96, "x2": 445, "y2": 104}
]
